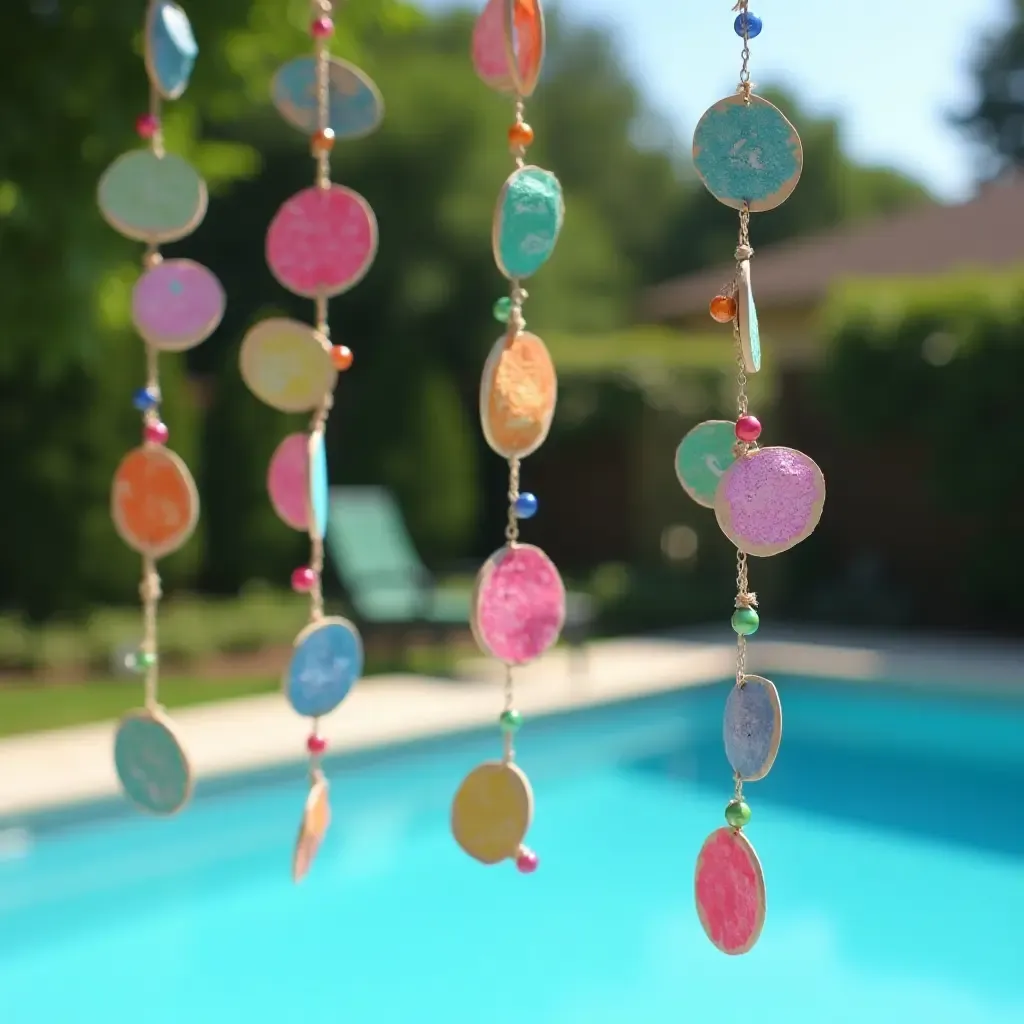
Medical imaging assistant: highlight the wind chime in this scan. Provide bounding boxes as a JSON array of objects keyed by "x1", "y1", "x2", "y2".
[
  {"x1": 100, "y1": 0, "x2": 223, "y2": 816},
  {"x1": 238, "y1": 0, "x2": 383, "y2": 881},
  {"x1": 449, "y1": 0, "x2": 565, "y2": 875},
  {"x1": 675, "y1": 3, "x2": 826, "y2": 954}
]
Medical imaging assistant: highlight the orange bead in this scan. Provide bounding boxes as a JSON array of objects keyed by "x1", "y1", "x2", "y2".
[
  {"x1": 311, "y1": 128, "x2": 336, "y2": 155},
  {"x1": 508, "y1": 121, "x2": 535, "y2": 150},
  {"x1": 709, "y1": 295, "x2": 737, "y2": 323},
  {"x1": 330, "y1": 344, "x2": 353, "y2": 371}
]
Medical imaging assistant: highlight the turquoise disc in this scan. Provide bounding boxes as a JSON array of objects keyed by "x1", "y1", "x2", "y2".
[
  {"x1": 308, "y1": 429, "x2": 329, "y2": 541},
  {"x1": 285, "y1": 617, "x2": 364, "y2": 717},
  {"x1": 675, "y1": 420, "x2": 737, "y2": 508},
  {"x1": 114, "y1": 710, "x2": 192, "y2": 815},
  {"x1": 272, "y1": 57, "x2": 384, "y2": 140},
  {"x1": 145, "y1": 0, "x2": 198, "y2": 100},
  {"x1": 492, "y1": 165, "x2": 564, "y2": 280},
  {"x1": 692, "y1": 94, "x2": 803, "y2": 213}
]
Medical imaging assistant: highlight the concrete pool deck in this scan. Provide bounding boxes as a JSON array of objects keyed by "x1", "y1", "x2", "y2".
[{"x1": 0, "y1": 629, "x2": 1022, "y2": 818}]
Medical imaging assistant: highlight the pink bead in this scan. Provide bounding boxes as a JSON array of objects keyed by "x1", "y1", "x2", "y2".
[
  {"x1": 135, "y1": 113, "x2": 159, "y2": 139},
  {"x1": 515, "y1": 847, "x2": 539, "y2": 874},
  {"x1": 735, "y1": 415, "x2": 762, "y2": 443},
  {"x1": 307, "y1": 734, "x2": 327, "y2": 755},
  {"x1": 311, "y1": 16, "x2": 334, "y2": 37},
  {"x1": 143, "y1": 420, "x2": 169, "y2": 445},
  {"x1": 291, "y1": 567, "x2": 316, "y2": 593}
]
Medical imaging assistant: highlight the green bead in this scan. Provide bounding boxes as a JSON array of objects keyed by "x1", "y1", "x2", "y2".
[
  {"x1": 137, "y1": 650, "x2": 158, "y2": 669},
  {"x1": 499, "y1": 709, "x2": 523, "y2": 733},
  {"x1": 493, "y1": 296, "x2": 512, "y2": 323},
  {"x1": 725, "y1": 799, "x2": 751, "y2": 828},
  {"x1": 731, "y1": 607, "x2": 759, "y2": 636}
]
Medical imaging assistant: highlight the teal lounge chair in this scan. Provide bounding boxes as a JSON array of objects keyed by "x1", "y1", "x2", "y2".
[{"x1": 326, "y1": 486, "x2": 593, "y2": 667}]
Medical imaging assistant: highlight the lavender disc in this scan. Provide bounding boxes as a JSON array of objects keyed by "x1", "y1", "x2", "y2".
[{"x1": 724, "y1": 675, "x2": 782, "y2": 782}]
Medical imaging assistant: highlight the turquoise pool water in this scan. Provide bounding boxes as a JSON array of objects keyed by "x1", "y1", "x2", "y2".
[{"x1": 1, "y1": 677, "x2": 1023, "y2": 1024}]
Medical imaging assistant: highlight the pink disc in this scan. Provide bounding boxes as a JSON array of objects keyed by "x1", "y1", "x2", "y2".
[
  {"x1": 266, "y1": 185, "x2": 377, "y2": 299},
  {"x1": 267, "y1": 432, "x2": 310, "y2": 531},
  {"x1": 694, "y1": 827, "x2": 766, "y2": 955},
  {"x1": 472, "y1": 544, "x2": 565, "y2": 665},
  {"x1": 131, "y1": 258, "x2": 225, "y2": 351},
  {"x1": 714, "y1": 445, "x2": 826, "y2": 557}
]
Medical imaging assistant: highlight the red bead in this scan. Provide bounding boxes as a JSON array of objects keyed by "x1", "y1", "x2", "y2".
[
  {"x1": 735, "y1": 415, "x2": 762, "y2": 442},
  {"x1": 135, "y1": 114, "x2": 159, "y2": 140},
  {"x1": 291, "y1": 567, "x2": 316, "y2": 593},
  {"x1": 330, "y1": 345, "x2": 353, "y2": 371},
  {"x1": 311, "y1": 16, "x2": 334, "y2": 37},
  {"x1": 143, "y1": 420, "x2": 169, "y2": 445},
  {"x1": 307, "y1": 734, "x2": 327, "y2": 755},
  {"x1": 709, "y1": 295, "x2": 737, "y2": 323},
  {"x1": 515, "y1": 847, "x2": 539, "y2": 874}
]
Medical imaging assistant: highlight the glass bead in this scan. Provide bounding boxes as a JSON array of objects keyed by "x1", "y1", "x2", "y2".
[
  {"x1": 311, "y1": 16, "x2": 334, "y2": 37},
  {"x1": 508, "y1": 121, "x2": 535, "y2": 150},
  {"x1": 731, "y1": 607, "x2": 759, "y2": 636},
  {"x1": 291, "y1": 567, "x2": 316, "y2": 593},
  {"x1": 499, "y1": 709, "x2": 524, "y2": 733},
  {"x1": 734, "y1": 12, "x2": 763, "y2": 38},
  {"x1": 307, "y1": 734, "x2": 328, "y2": 755},
  {"x1": 311, "y1": 128, "x2": 336, "y2": 155},
  {"x1": 725, "y1": 798, "x2": 752, "y2": 828},
  {"x1": 135, "y1": 113, "x2": 159, "y2": 140},
  {"x1": 513, "y1": 492, "x2": 538, "y2": 519},
  {"x1": 515, "y1": 846, "x2": 539, "y2": 873},
  {"x1": 132, "y1": 386, "x2": 159, "y2": 411},
  {"x1": 735, "y1": 415, "x2": 761, "y2": 442},
  {"x1": 709, "y1": 295, "x2": 737, "y2": 323},
  {"x1": 330, "y1": 345, "x2": 353, "y2": 371},
  {"x1": 137, "y1": 650, "x2": 158, "y2": 669},
  {"x1": 144, "y1": 420, "x2": 169, "y2": 445},
  {"x1": 493, "y1": 296, "x2": 512, "y2": 323}
]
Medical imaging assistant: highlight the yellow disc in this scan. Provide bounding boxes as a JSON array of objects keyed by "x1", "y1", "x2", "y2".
[
  {"x1": 293, "y1": 775, "x2": 332, "y2": 883},
  {"x1": 451, "y1": 760, "x2": 533, "y2": 864},
  {"x1": 239, "y1": 318, "x2": 337, "y2": 413}
]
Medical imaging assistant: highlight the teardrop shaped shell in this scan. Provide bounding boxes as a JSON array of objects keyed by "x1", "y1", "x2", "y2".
[
  {"x1": 480, "y1": 331, "x2": 557, "y2": 459},
  {"x1": 724, "y1": 675, "x2": 782, "y2": 782},
  {"x1": 492, "y1": 165, "x2": 564, "y2": 280},
  {"x1": 695, "y1": 827, "x2": 766, "y2": 955},
  {"x1": 472, "y1": 544, "x2": 565, "y2": 665}
]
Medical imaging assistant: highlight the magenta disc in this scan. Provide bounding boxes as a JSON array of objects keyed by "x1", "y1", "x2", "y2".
[
  {"x1": 131, "y1": 258, "x2": 225, "y2": 351},
  {"x1": 267, "y1": 432, "x2": 310, "y2": 531},
  {"x1": 265, "y1": 185, "x2": 377, "y2": 299},
  {"x1": 472, "y1": 544, "x2": 565, "y2": 665},
  {"x1": 694, "y1": 827, "x2": 766, "y2": 955},
  {"x1": 714, "y1": 445, "x2": 826, "y2": 557}
]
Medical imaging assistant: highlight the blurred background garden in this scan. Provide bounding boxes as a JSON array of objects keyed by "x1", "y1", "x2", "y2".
[{"x1": 1, "y1": 0, "x2": 1022, "y2": 732}]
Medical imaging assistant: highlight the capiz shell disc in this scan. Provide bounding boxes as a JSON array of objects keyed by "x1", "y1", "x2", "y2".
[
  {"x1": 724, "y1": 675, "x2": 782, "y2": 782},
  {"x1": 675, "y1": 419, "x2": 737, "y2": 508},
  {"x1": 307, "y1": 428, "x2": 329, "y2": 542},
  {"x1": 736, "y1": 259, "x2": 761, "y2": 374},
  {"x1": 132, "y1": 259, "x2": 225, "y2": 352},
  {"x1": 472, "y1": 0, "x2": 516, "y2": 92},
  {"x1": 472, "y1": 544, "x2": 565, "y2": 665},
  {"x1": 492, "y1": 165, "x2": 564, "y2": 280},
  {"x1": 267, "y1": 432, "x2": 310, "y2": 531},
  {"x1": 239, "y1": 318, "x2": 336, "y2": 413},
  {"x1": 144, "y1": 0, "x2": 198, "y2": 100},
  {"x1": 480, "y1": 331, "x2": 557, "y2": 458},
  {"x1": 695, "y1": 827, "x2": 766, "y2": 955},
  {"x1": 293, "y1": 775, "x2": 331, "y2": 883},
  {"x1": 114, "y1": 709, "x2": 192, "y2": 815},
  {"x1": 451, "y1": 760, "x2": 533, "y2": 864},
  {"x1": 692, "y1": 94, "x2": 803, "y2": 213},
  {"x1": 266, "y1": 185, "x2": 378, "y2": 298},
  {"x1": 98, "y1": 151, "x2": 207, "y2": 244},
  {"x1": 714, "y1": 446, "x2": 826, "y2": 557},
  {"x1": 272, "y1": 56, "x2": 384, "y2": 140},
  {"x1": 111, "y1": 446, "x2": 199, "y2": 559},
  {"x1": 504, "y1": 0, "x2": 545, "y2": 97},
  {"x1": 284, "y1": 616, "x2": 364, "y2": 718}
]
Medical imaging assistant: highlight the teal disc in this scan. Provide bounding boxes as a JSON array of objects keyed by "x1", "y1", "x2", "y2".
[
  {"x1": 492, "y1": 165, "x2": 564, "y2": 280},
  {"x1": 145, "y1": 0, "x2": 198, "y2": 100},
  {"x1": 114, "y1": 709, "x2": 192, "y2": 815},
  {"x1": 692, "y1": 94, "x2": 803, "y2": 213},
  {"x1": 737, "y1": 259, "x2": 761, "y2": 373},
  {"x1": 675, "y1": 420, "x2": 737, "y2": 508}
]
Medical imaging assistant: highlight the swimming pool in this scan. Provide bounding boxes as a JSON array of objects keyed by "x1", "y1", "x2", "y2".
[{"x1": 1, "y1": 676, "x2": 1023, "y2": 1024}]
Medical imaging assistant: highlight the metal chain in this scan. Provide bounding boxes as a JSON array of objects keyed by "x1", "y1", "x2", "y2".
[{"x1": 733, "y1": 0, "x2": 752, "y2": 100}]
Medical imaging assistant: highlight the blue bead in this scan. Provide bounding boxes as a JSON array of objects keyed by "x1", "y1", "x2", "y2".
[
  {"x1": 734, "y1": 12, "x2": 762, "y2": 38},
  {"x1": 132, "y1": 386, "x2": 159, "y2": 411},
  {"x1": 514, "y1": 492, "x2": 538, "y2": 519}
]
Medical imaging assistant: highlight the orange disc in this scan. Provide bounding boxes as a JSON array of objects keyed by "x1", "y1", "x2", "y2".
[
  {"x1": 293, "y1": 775, "x2": 332, "y2": 883},
  {"x1": 111, "y1": 446, "x2": 199, "y2": 558}
]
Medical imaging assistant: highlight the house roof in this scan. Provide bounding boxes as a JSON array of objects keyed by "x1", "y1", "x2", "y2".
[{"x1": 641, "y1": 174, "x2": 1024, "y2": 321}]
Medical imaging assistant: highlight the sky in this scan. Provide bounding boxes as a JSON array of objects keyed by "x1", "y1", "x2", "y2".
[{"x1": 425, "y1": 0, "x2": 1014, "y2": 201}]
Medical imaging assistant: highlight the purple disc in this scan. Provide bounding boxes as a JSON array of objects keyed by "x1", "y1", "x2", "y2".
[{"x1": 714, "y1": 446, "x2": 825, "y2": 557}]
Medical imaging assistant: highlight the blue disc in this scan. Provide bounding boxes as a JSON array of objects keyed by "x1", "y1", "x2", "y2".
[
  {"x1": 145, "y1": 0, "x2": 198, "y2": 100},
  {"x1": 723, "y1": 674, "x2": 782, "y2": 781},
  {"x1": 285, "y1": 617, "x2": 364, "y2": 717},
  {"x1": 272, "y1": 57, "x2": 384, "y2": 140},
  {"x1": 308, "y1": 429, "x2": 329, "y2": 542}
]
